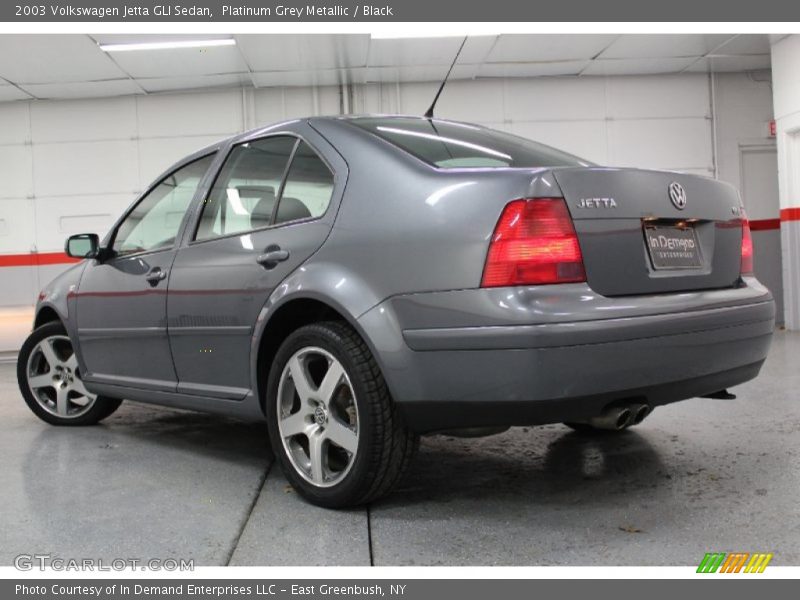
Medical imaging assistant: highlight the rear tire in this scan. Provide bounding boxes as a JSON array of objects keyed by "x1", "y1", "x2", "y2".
[
  {"x1": 266, "y1": 321, "x2": 418, "y2": 508},
  {"x1": 17, "y1": 321, "x2": 123, "y2": 426}
]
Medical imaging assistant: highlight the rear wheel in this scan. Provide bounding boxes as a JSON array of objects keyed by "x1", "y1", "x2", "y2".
[
  {"x1": 17, "y1": 322, "x2": 122, "y2": 426},
  {"x1": 266, "y1": 321, "x2": 418, "y2": 508}
]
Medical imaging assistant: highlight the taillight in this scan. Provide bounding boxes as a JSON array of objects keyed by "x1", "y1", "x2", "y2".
[
  {"x1": 741, "y1": 215, "x2": 754, "y2": 275},
  {"x1": 481, "y1": 198, "x2": 586, "y2": 287}
]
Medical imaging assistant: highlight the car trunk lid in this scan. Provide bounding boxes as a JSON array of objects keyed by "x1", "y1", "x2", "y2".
[{"x1": 552, "y1": 167, "x2": 744, "y2": 296}]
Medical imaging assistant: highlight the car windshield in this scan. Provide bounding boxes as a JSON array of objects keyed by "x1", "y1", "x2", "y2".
[{"x1": 349, "y1": 117, "x2": 592, "y2": 169}]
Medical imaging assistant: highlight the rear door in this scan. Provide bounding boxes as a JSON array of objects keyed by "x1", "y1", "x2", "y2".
[
  {"x1": 553, "y1": 168, "x2": 744, "y2": 296},
  {"x1": 76, "y1": 154, "x2": 215, "y2": 391},
  {"x1": 167, "y1": 130, "x2": 345, "y2": 399}
]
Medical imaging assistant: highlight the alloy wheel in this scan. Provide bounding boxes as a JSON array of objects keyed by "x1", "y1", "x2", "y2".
[
  {"x1": 276, "y1": 346, "x2": 359, "y2": 488},
  {"x1": 25, "y1": 335, "x2": 97, "y2": 419}
]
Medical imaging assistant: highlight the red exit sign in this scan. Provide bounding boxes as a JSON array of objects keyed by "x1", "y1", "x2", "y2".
[{"x1": 768, "y1": 120, "x2": 777, "y2": 138}]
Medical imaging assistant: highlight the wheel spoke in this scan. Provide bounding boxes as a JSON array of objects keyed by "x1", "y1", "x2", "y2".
[
  {"x1": 28, "y1": 373, "x2": 53, "y2": 390},
  {"x1": 308, "y1": 431, "x2": 326, "y2": 484},
  {"x1": 64, "y1": 352, "x2": 79, "y2": 371},
  {"x1": 55, "y1": 386, "x2": 69, "y2": 416},
  {"x1": 317, "y1": 360, "x2": 345, "y2": 406},
  {"x1": 70, "y1": 377, "x2": 93, "y2": 399},
  {"x1": 38, "y1": 339, "x2": 61, "y2": 369},
  {"x1": 280, "y1": 410, "x2": 311, "y2": 438},
  {"x1": 287, "y1": 355, "x2": 314, "y2": 403},
  {"x1": 325, "y1": 418, "x2": 358, "y2": 454}
]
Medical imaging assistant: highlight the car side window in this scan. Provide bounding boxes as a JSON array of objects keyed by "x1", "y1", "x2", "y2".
[
  {"x1": 194, "y1": 136, "x2": 297, "y2": 241},
  {"x1": 113, "y1": 154, "x2": 215, "y2": 256},
  {"x1": 274, "y1": 141, "x2": 335, "y2": 225}
]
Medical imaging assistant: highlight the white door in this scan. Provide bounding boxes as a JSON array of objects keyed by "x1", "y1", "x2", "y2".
[{"x1": 740, "y1": 145, "x2": 783, "y2": 325}]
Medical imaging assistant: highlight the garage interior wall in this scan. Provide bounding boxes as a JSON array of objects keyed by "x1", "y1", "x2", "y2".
[
  {"x1": 0, "y1": 72, "x2": 778, "y2": 313},
  {"x1": 771, "y1": 35, "x2": 800, "y2": 331},
  {"x1": 712, "y1": 71, "x2": 782, "y2": 324}
]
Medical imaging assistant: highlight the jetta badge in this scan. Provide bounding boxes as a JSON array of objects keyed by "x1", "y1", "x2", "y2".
[
  {"x1": 577, "y1": 197, "x2": 617, "y2": 209},
  {"x1": 669, "y1": 182, "x2": 687, "y2": 210}
]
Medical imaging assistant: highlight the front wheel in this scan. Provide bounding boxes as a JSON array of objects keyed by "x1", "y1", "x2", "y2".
[
  {"x1": 266, "y1": 321, "x2": 418, "y2": 508},
  {"x1": 17, "y1": 321, "x2": 123, "y2": 426}
]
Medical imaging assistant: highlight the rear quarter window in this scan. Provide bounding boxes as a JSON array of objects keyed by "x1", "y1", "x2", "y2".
[{"x1": 274, "y1": 141, "x2": 335, "y2": 225}]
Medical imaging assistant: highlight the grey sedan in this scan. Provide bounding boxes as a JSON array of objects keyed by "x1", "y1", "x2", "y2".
[{"x1": 17, "y1": 116, "x2": 775, "y2": 507}]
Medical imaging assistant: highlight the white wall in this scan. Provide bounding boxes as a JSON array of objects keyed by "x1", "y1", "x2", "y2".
[
  {"x1": 771, "y1": 35, "x2": 800, "y2": 329},
  {"x1": 0, "y1": 91, "x2": 245, "y2": 261},
  {"x1": 0, "y1": 71, "x2": 776, "y2": 309},
  {"x1": 712, "y1": 71, "x2": 775, "y2": 204}
]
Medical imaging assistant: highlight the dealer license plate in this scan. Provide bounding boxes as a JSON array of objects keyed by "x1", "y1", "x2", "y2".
[{"x1": 644, "y1": 224, "x2": 703, "y2": 270}]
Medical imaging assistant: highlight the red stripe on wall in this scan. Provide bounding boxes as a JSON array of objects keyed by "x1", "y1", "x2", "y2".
[
  {"x1": 749, "y1": 218, "x2": 781, "y2": 231},
  {"x1": 781, "y1": 207, "x2": 800, "y2": 222},
  {"x1": 0, "y1": 252, "x2": 81, "y2": 267},
  {"x1": 3, "y1": 210, "x2": 800, "y2": 268}
]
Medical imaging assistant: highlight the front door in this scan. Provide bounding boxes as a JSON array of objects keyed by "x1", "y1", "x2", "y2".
[
  {"x1": 167, "y1": 135, "x2": 340, "y2": 398},
  {"x1": 76, "y1": 154, "x2": 215, "y2": 391}
]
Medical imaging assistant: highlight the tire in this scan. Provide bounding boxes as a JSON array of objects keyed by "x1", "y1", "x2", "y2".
[
  {"x1": 266, "y1": 321, "x2": 418, "y2": 508},
  {"x1": 17, "y1": 321, "x2": 123, "y2": 426}
]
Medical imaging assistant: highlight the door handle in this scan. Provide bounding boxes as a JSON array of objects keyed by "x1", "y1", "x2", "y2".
[
  {"x1": 145, "y1": 268, "x2": 167, "y2": 286},
  {"x1": 256, "y1": 246, "x2": 290, "y2": 269}
]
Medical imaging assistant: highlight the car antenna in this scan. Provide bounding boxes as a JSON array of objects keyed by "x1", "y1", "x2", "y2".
[{"x1": 424, "y1": 36, "x2": 468, "y2": 119}]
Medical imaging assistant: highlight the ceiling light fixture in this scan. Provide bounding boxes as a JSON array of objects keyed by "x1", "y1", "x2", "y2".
[
  {"x1": 369, "y1": 33, "x2": 498, "y2": 40},
  {"x1": 99, "y1": 39, "x2": 236, "y2": 52}
]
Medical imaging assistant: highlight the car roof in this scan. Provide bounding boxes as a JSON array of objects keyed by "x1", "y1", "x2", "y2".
[
  {"x1": 231, "y1": 114, "x2": 483, "y2": 143},
  {"x1": 155, "y1": 115, "x2": 453, "y2": 191}
]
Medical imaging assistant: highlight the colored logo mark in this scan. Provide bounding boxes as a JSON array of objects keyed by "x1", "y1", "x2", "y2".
[{"x1": 697, "y1": 552, "x2": 773, "y2": 573}]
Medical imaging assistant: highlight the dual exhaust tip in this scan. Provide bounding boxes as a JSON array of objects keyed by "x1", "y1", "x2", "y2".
[{"x1": 582, "y1": 403, "x2": 652, "y2": 431}]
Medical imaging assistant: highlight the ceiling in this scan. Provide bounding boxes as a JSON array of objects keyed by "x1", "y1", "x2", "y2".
[{"x1": 0, "y1": 34, "x2": 780, "y2": 102}]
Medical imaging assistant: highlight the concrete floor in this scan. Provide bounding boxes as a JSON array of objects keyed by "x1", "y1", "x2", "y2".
[{"x1": 1, "y1": 330, "x2": 798, "y2": 566}]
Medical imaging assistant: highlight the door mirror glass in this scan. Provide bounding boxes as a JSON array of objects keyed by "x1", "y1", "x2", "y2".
[{"x1": 65, "y1": 233, "x2": 99, "y2": 258}]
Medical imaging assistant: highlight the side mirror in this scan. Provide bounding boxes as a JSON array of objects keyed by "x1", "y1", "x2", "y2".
[{"x1": 65, "y1": 233, "x2": 100, "y2": 259}]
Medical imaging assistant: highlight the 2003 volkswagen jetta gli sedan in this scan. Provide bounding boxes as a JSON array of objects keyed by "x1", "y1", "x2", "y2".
[{"x1": 18, "y1": 116, "x2": 775, "y2": 507}]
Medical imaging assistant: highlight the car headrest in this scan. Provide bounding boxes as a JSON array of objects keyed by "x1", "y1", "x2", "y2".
[
  {"x1": 277, "y1": 197, "x2": 312, "y2": 222},
  {"x1": 249, "y1": 190, "x2": 276, "y2": 229}
]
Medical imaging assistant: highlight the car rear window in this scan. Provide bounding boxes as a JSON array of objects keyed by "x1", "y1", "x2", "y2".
[{"x1": 349, "y1": 117, "x2": 591, "y2": 169}]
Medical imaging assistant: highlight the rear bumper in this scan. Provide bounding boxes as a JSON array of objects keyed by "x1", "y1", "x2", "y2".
[
  {"x1": 401, "y1": 300, "x2": 774, "y2": 351},
  {"x1": 358, "y1": 279, "x2": 775, "y2": 433}
]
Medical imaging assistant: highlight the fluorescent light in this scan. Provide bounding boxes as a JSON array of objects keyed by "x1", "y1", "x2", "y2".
[
  {"x1": 370, "y1": 33, "x2": 498, "y2": 40},
  {"x1": 99, "y1": 39, "x2": 236, "y2": 52}
]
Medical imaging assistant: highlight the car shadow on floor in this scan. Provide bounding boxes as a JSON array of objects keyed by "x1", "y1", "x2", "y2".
[
  {"x1": 18, "y1": 401, "x2": 669, "y2": 514},
  {"x1": 379, "y1": 427, "x2": 671, "y2": 509}
]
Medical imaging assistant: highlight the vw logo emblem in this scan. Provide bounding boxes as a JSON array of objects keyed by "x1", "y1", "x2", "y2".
[
  {"x1": 668, "y1": 182, "x2": 687, "y2": 210},
  {"x1": 313, "y1": 405, "x2": 328, "y2": 426}
]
